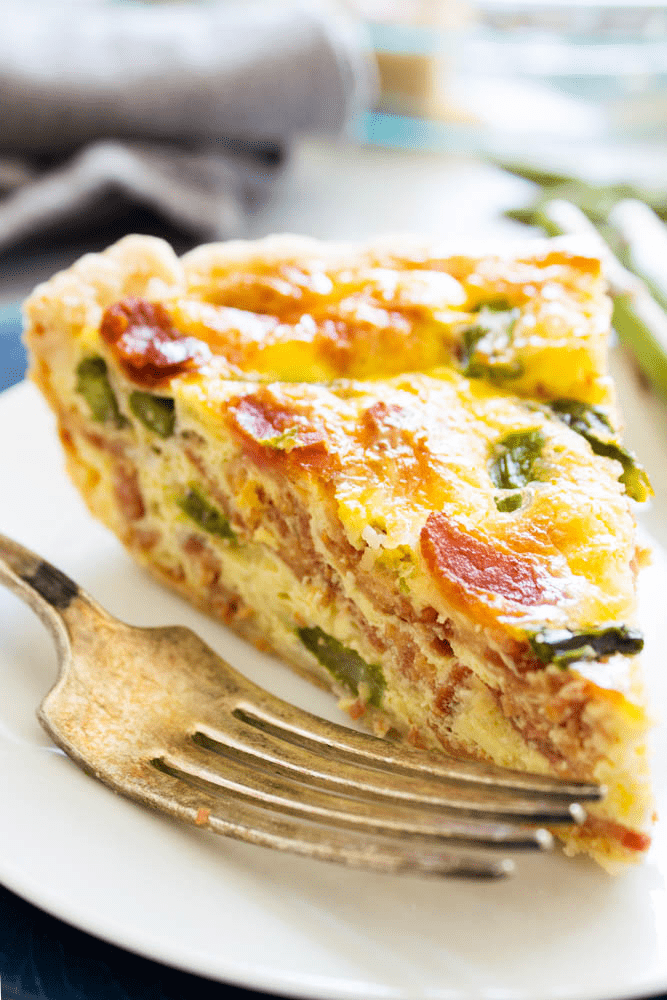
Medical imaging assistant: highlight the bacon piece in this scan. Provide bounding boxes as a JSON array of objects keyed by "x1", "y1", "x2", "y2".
[
  {"x1": 228, "y1": 390, "x2": 330, "y2": 472},
  {"x1": 113, "y1": 463, "x2": 145, "y2": 521},
  {"x1": 195, "y1": 808, "x2": 210, "y2": 826},
  {"x1": 101, "y1": 298, "x2": 210, "y2": 388},
  {"x1": 420, "y1": 511, "x2": 557, "y2": 614},
  {"x1": 434, "y1": 664, "x2": 472, "y2": 716},
  {"x1": 580, "y1": 815, "x2": 652, "y2": 853}
]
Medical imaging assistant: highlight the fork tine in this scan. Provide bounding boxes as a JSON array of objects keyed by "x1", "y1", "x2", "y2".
[
  {"x1": 154, "y1": 744, "x2": 554, "y2": 851},
  {"x1": 192, "y1": 722, "x2": 585, "y2": 825},
  {"x1": 229, "y1": 692, "x2": 604, "y2": 802},
  {"x1": 140, "y1": 762, "x2": 517, "y2": 879}
]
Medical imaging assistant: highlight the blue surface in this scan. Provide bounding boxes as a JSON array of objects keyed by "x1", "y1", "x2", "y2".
[
  {"x1": 353, "y1": 111, "x2": 487, "y2": 158},
  {"x1": 0, "y1": 883, "x2": 260, "y2": 1000},
  {"x1": 0, "y1": 302, "x2": 27, "y2": 391}
]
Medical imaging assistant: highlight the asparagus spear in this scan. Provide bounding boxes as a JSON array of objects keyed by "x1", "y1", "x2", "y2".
[
  {"x1": 609, "y1": 199, "x2": 667, "y2": 312},
  {"x1": 498, "y1": 163, "x2": 667, "y2": 222},
  {"x1": 497, "y1": 164, "x2": 577, "y2": 188},
  {"x1": 534, "y1": 199, "x2": 667, "y2": 402}
]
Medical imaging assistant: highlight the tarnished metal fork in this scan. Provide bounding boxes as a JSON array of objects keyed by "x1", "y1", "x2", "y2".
[{"x1": 0, "y1": 534, "x2": 603, "y2": 879}]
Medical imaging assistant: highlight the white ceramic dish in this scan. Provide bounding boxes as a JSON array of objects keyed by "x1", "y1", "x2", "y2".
[{"x1": 1, "y1": 378, "x2": 666, "y2": 1000}]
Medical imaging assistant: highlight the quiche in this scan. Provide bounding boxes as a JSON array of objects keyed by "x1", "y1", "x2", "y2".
[{"x1": 24, "y1": 233, "x2": 655, "y2": 871}]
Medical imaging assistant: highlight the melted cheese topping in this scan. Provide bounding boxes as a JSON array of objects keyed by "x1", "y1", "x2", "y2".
[
  {"x1": 168, "y1": 241, "x2": 613, "y2": 403},
  {"x1": 179, "y1": 373, "x2": 636, "y2": 638},
  {"x1": 26, "y1": 233, "x2": 641, "y2": 676}
]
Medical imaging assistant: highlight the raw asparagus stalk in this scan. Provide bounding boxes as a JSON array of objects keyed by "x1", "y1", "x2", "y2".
[
  {"x1": 609, "y1": 199, "x2": 667, "y2": 312},
  {"x1": 498, "y1": 163, "x2": 667, "y2": 222}
]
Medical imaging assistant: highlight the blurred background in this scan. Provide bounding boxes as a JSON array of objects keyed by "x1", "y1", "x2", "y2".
[
  {"x1": 1, "y1": 1, "x2": 667, "y2": 998},
  {"x1": 360, "y1": 0, "x2": 667, "y2": 159}
]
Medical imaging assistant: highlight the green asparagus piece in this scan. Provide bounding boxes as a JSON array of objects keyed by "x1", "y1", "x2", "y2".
[
  {"x1": 178, "y1": 488, "x2": 235, "y2": 540},
  {"x1": 75, "y1": 357, "x2": 128, "y2": 429},
  {"x1": 529, "y1": 625, "x2": 644, "y2": 669},
  {"x1": 489, "y1": 428, "x2": 545, "y2": 491},
  {"x1": 129, "y1": 392, "x2": 176, "y2": 438},
  {"x1": 549, "y1": 399, "x2": 614, "y2": 436},
  {"x1": 494, "y1": 492, "x2": 523, "y2": 513},
  {"x1": 460, "y1": 307, "x2": 523, "y2": 383},
  {"x1": 297, "y1": 627, "x2": 386, "y2": 707},
  {"x1": 584, "y1": 435, "x2": 653, "y2": 502},
  {"x1": 549, "y1": 399, "x2": 652, "y2": 502}
]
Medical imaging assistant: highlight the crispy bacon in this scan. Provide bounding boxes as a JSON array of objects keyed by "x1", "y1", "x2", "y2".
[
  {"x1": 580, "y1": 815, "x2": 652, "y2": 853},
  {"x1": 101, "y1": 298, "x2": 210, "y2": 388},
  {"x1": 420, "y1": 511, "x2": 556, "y2": 613},
  {"x1": 228, "y1": 390, "x2": 330, "y2": 471}
]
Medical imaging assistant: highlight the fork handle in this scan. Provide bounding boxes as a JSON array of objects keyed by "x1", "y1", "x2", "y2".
[{"x1": 0, "y1": 533, "x2": 81, "y2": 652}]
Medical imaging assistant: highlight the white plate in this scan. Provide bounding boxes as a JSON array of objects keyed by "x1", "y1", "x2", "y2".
[{"x1": 1, "y1": 377, "x2": 666, "y2": 1000}]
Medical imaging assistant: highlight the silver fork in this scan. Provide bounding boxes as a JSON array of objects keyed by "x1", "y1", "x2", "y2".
[{"x1": 0, "y1": 534, "x2": 603, "y2": 880}]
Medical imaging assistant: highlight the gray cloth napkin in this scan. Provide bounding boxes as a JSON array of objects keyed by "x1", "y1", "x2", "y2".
[{"x1": 0, "y1": 1, "x2": 375, "y2": 249}]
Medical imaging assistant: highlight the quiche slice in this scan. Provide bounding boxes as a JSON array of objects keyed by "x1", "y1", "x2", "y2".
[{"x1": 24, "y1": 233, "x2": 655, "y2": 871}]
